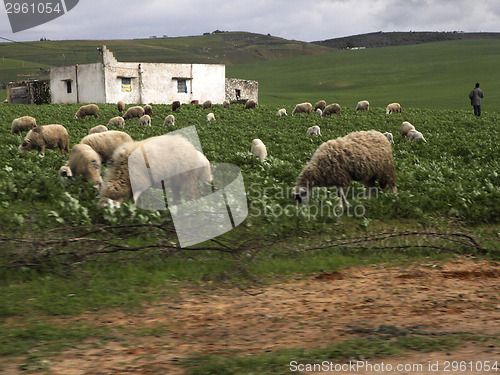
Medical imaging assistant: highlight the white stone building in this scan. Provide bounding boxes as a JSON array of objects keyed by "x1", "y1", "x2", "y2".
[{"x1": 50, "y1": 46, "x2": 257, "y2": 105}]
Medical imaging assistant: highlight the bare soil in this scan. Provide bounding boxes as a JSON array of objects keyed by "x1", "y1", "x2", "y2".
[{"x1": 3, "y1": 256, "x2": 500, "y2": 374}]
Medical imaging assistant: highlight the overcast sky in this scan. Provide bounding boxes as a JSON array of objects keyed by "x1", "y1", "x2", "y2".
[{"x1": 1, "y1": 0, "x2": 500, "y2": 43}]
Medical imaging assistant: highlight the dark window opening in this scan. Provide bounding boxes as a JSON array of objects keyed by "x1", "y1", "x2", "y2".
[
  {"x1": 66, "y1": 81, "x2": 72, "y2": 93},
  {"x1": 235, "y1": 89, "x2": 241, "y2": 100},
  {"x1": 177, "y1": 79, "x2": 187, "y2": 93}
]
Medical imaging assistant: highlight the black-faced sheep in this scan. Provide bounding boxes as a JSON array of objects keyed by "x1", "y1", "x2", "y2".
[
  {"x1": 321, "y1": 103, "x2": 341, "y2": 118},
  {"x1": 172, "y1": 101, "x2": 181, "y2": 111},
  {"x1": 19, "y1": 124, "x2": 69, "y2": 156},
  {"x1": 293, "y1": 130, "x2": 397, "y2": 207},
  {"x1": 356, "y1": 100, "x2": 370, "y2": 112},
  {"x1": 307, "y1": 125, "x2": 321, "y2": 136},
  {"x1": 59, "y1": 144, "x2": 102, "y2": 188},
  {"x1": 143, "y1": 104, "x2": 153, "y2": 117},
  {"x1": 251, "y1": 139, "x2": 267, "y2": 162},
  {"x1": 386, "y1": 102, "x2": 402, "y2": 114},
  {"x1": 88, "y1": 125, "x2": 108, "y2": 135},
  {"x1": 163, "y1": 114, "x2": 175, "y2": 126},
  {"x1": 117, "y1": 101, "x2": 125, "y2": 114},
  {"x1": 276, "y1": 108, "x2": 287, "y2": 117},
  {"x1": 245, "y1": 99, "x2": 257, "y2": 109},
  {"x1": 79, "y1": 130, "x2": 133, "y2": 164},
  {"x1": 107, "y1": 116, "x2": 125, "y2": 128},
  {"x1": 75, "y1": 104, "x2": 99, "y2": 119},
  {"x1": 206, "y1": 113, "x2": 215, "y2": 121},
  {"x1": 291, "y1": 102, "x2": 312, "y2": 116},
  {"x1": 202, "y1": 100, "x2": 212, "y2": 110},
  {"x1": 122, "y1": 106, "x2": 145, "y2": 120},
  {"x1": 407, "y1": 129, "x2": 427, "y2": 142},
  {"x1": 11, "y1": 116, "x2": 37, "y2": 135},
  {"x1": 139, "y1": 114, "x2": 151, "y2": 126},
  {"x1": 400, "y1": 121, "x2": 415, "y2": 138},
  {"x1": 314, "y1": 100, "x2": 326, "y2": 112},
  {"x1": 98, "y1": 134, "x2": 212, "y2": 207}
]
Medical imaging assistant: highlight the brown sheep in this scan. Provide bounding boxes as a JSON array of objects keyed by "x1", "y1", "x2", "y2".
[
  {"x1": 321, "y1": 103, "x2": 341, "y2": 117},
  {"x1": 117, "y1": 101, "x2": 125, "y2": 113},
  {"x1": 75, "y1": 104, "x2": 99, "y2": 119},
  {"x1": 244, "y1": 99, "x2": 257, "y2": 109},
  {"x1": 19, "y1": 125, "x2": 69, "y2": 156},
  {"x1": 59, "y1": 144, "x2": 102, "y2": 188},
  {"x1": 202, "y1": 100, "x2": 213, "y2": 110},
  {"x1": 143, "y1": 104, "x2": 153, "y2": 117},
  {"x1": 172, "y1": 101, "x2": 181, "y2": 111},
  {"x1": 314, "y1": 100, "x2": 326, "y2": 112},
  {"x1": 291, "y1": 102, "x2": 312, "y2": 116},
  {"x1": 11, "y1": 116, "x2": 37, "y2": 135},
  {"x1": 122, "y1": 106, "x2": 145, "y2": 120}
]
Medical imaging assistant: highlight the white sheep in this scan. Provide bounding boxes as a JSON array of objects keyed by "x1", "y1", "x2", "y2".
[
  {"x1": 276, "y1": 108, "x2": 287, "y2": 117},
  {"x1": 400, "y1": 121, "x2": 415, "y2": 138},
  {"x1": 139, "y1": 114, "x2": 152, "y2": 126},
  {"x1": 88, "y1": 125, "x2": 108, "y2": 135},
  {"x1": 307, "y1": 125, "x2": 321, "y2": 136},
  {"x1": 207, "y1": 113, "x2": 215, "y2": 121},
  {"x1": 292, "y1": 130, "x2": 397, "y2": 208},
  {"x1": 98, "y1": 134, "x2": 211, "y2": 207},
  {"x1": 356, "y1": 100, "x2": 370, "y2": 112},
  {"x1": 163, "y1": 114, "x2": 175, "y2": 126},
  {"x1": 407, "y1": 129, "x2": 427, "y2": 142},
  {"x1": 386, "y1": 102, "x2": 402, "y2": 114},
  {"x1": 291, "y1": 102, "x2": 312, "y2": 116},
  {"x1": 11, "y1": 116, "x2": 37, "y2": 135},
  {"x1": 251, "y1": 139, "x2": 267, "y2": 162},
  {"x1": 19, "y1": 124, "x2": 69, "y2": 156},
  {"x1": 383, "y1": 132, "x2": 394, "y2": 144},
  {"x1": 107, "y1": 116, "x2": 125, "y2": 128},
  {"x1": 75, "y1": 104, "x2": 99, "y2": 119},
  {"x1": 59, "y1": 144, "x2": 102, "y2": 188},
  {"x1": 315, "y1": 108, "x2": 323, "y2": 116},
  {"x1": 122, "y1": 106, "x2": 145, "y2": 120},
  {"x1": 79, "y1": 130, "x2": 133, "y2": 163}
]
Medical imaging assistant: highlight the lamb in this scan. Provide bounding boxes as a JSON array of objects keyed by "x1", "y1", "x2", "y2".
[
  {"x1": 315, "y1": 108, "x2": 323, "y2": 116},
  {"x1": 88, "y1": 125, "x2": 108, "y2": 134},
  {"x1": 400, "y1": 121, "x2": 415, "y2": 138},
  {"x1": 79, "y1": 130, "x2": 133, "y2": 163},
  {"x1": 251, "y1": 139, "x2": 267, "y2": 162},
  {"x1": 59, "y1": 144, "x2": 102, "y2": 188},
  {"x1": 223, "y1": 100, "x2": 231, "y2": 109},
  {"x1": 407, "y1": 129, "x2": 427, "y2": 142},
  {"x1": 245, "y1": 99, "x2": 257, "y2": 109},
  {"x1": 383, "y1": 132, "x2": 394, "y2": 144},
  {"x1": 19, "y1": 124, "x2": 69, "y2": 156},
  {"x1": 172, "y1": 101, "x2": 181, "y2": 111},
  {"x1": 276, "y1": 108, "x2": 287, "y2": 117},
  {"x1": 321, "y1": 103, "x2": 341, "y2": 117},
  {"x1": 143, "y1": 104, "x2": 153, "y2": 117},
  {"x1": 98, "y1": 134, "x2": 211, "y2": 207},
  {"x1": 107, "y1": 116, "x2": 125, "y2": 128},
  {"x1": 292, "y1": 130, "x2": 397, "y2": 208},
  {"x1": 314, "y1": 100, "x2": 326, "y2": 112},
  {"x1": 386, "y1": 102, "x2": 402, "y2": 114},
  {"x1": 307, "y1": 125, "x2": 321, "y2": 136},
  {"x1": 202, "y1": 100, "x2": 212, "y2": 110},
  {"x1": 122, "y1": 106, "x2": 145, "y2": 120},
  {"x1": 291, "y1": 102, "x2": 312, "y2": 116},
  {"x1": 117, "y1": 101, "x2": 125, "y2": 113},
  {"x1": 139, "y1": 114, "x2": 152, "y2": 126},
  {"x1": 163, "y1": 114, "x2": 175, "y2": 126},
  {"x1": 75, "y1": 104, "x2": 99, "y2": 119},
  {"x1": 356, "y1": 100, "x2": 370, "y2": 112},
  {"x1": 11, "y1": 116, "x2": 37, "y2": 135},
  {"x1": 207, "y1": 113, "x2": 215, "y2": 121}
]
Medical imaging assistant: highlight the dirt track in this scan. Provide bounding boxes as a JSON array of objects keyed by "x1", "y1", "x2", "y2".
[{"x1": 3, "y1": 257, "x2": 500, "y2": 374}]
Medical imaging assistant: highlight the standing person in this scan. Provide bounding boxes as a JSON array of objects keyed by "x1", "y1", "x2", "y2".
[{"x1": 469, "y1": 82, "x2": 484, "y2": 116}]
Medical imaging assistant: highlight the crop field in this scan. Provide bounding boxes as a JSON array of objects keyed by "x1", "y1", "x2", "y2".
[{"x1": 0, "y1": 102, "x2": 499, "y2": 373}]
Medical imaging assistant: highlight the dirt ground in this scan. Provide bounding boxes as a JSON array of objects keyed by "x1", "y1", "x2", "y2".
[{"x1": 3, "y1": 256, "x2": 500, "y2": 374}]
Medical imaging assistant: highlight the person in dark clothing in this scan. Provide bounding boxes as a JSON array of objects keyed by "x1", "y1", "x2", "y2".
[{"x1": 469, "y1": 82, "x2": 484, "y2": 116}]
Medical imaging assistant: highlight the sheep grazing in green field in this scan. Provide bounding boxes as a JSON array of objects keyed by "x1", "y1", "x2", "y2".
[
  {"x1": 356, "y1": 100, "x2": 370, "y2": 112},
  {"x1": 386, "y1": 102, "x2": 402, "y2": 114},
  {"x1": 400, "y1": 121, "x2": 415, "y2": 138},
  {"x1": 407, "y1": 129, "x2": 427, "y2": 142},
  {"x1": 75, "y1": 104, "x2": 99, "y2": 119},
  {"x1": 107, "y1": 116, "x2": 125, "y2": 128},
  {"x1": 139, "y1": 114, "x2": 151, "y2": 126},
  {"x1": 291, "y1": 102, "x2": 312, "y2": 116},
  {"x1": 79, "y1": 130, "x2": 133, "y2": 164},
  {"x1": 122, "y1": 106, "x2": 145, "y2": 120},
  {"x1": 117, "y1": 101, "x2": 125, "y2": 114},
  {"x1": 19, "y1": 124, "x2": 69, "y2": 156},
  {"x1": 88, "y1": 125, "x2": 108, "y2": 135},
  {"x1": 321, "y1": 103, "x2": 341, "y2": 117},
  {"x1": 163, "y1": 114, "x2": 175, "y2": 126},
  {"x1": 251, "y1": 139, "x2": 267, "y2": 162},
  {"x1": 11, "y1": 116, "x2": 37, "y2": 135},
  {"x1": 59, "y1": 144, "x2": 102, "y2": 188},
  {"x1": 314, "y1": 100, "x2": 326, "y2": 112},
  {"x1": 276, "y1": 108, "x2": 287, "y2": 117}
]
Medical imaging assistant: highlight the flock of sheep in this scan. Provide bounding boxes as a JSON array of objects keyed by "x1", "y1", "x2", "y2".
[{"x1": 11, "y1": 98, "x2": 425, "y2": 209}]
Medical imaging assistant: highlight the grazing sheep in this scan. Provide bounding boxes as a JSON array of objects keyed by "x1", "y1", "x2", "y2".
[
  {"x1": 291, "y1": 102, "x2": 312, "y2": 116},
  {"x1": 292, "y1": 130, "x2": 397, "y2": 207},
  {"x1": 307, "y1": 125, "x2": 321, "y2": 136},
  {"x1": 139, "y1": 114, "x2": 152, "y2": 126},
  {"x1": 315, "y1": 108, "x2": 323, "y2": 116},
  {"x1": 19, "y1": 124, "x2": 69, "y2": 156},
  {"x1": 207, "y1": 113, "x2": 215, "y2": 121},
  {"x1": 386, "y1": 102, "x2": 402, "y2": 114},
  {"x1": 11, "y1": 116, "x2": 37, "y2": 135},
  {"x1": 356, "y1": 100, "x2": 370, "y2": 112},
  {"x1": 223, "y1": 100, "x2": 231, "y2": 109},
  {"x1": 407, "y1": 129, "x2": 427, "y2": 142},
  {"x1": 321, "y1": 103, "x2": 341, "y2": 117},
  {"x1": 383, "y1": 132, "x2": 394, "y2": 144},
  {"x1": 88, "y1": 125, "x2": 108, "y2": 135},
  {"x1": 107, "y1": 116, "x2": 125, "y2": 128},
  {"x1": 245, "y1": 99, "x2": 257, "y2": 109},
  {"x1": 59, "y1": 144, "x2": 102, "y2": 188},
  {"x1": 276, "y1": 108, "x2": 288, "y2": 117},
  {"x1": 79, "y1": 130, "x2": 133, "y2": 163},
  {"x1": 163, "y1": 114, "x2": 175, "y2": 126},
  {"x1": 117, "y1": 101, "x2": 125, "y2": 113},
  {"x1": 75, "y1": 104, "x2": 99, "y2": 119},
  {"x1": 98, "y1": 134, "x2": 211, "y2": 207},
  {"x1": 202, "y1": 100, "x2": 212, "y2": 110},
  {"x1": 143, "y1": 104, "x2": 153, "y2": 117},
  {"x1": 400, "y1": 121, "x2": 415, "y2": 138},
  {"x1": 251, "y1": 139, "x2": 267, "y2": 162},
  {"x1": 314, "y1": 100, "x2": 327, "y2": 112},
  {"x1": 122, "y1": 106, "x2": 145, "y2": 120},
  {"x1": 172, "y1": 101, "x2": 181, "y2": 111}
]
